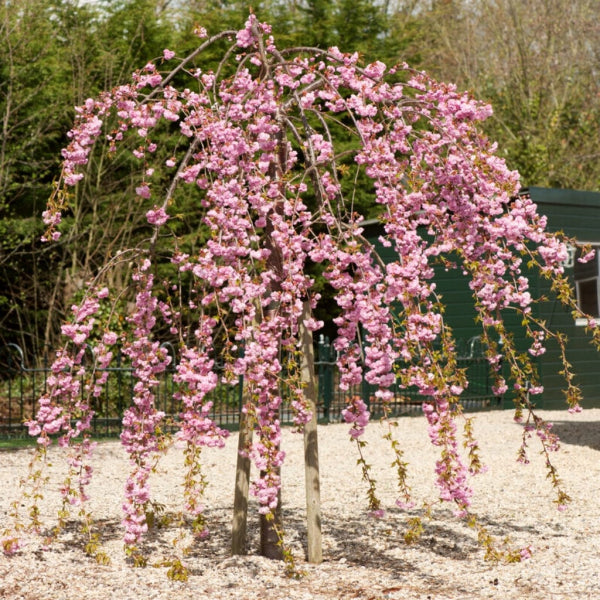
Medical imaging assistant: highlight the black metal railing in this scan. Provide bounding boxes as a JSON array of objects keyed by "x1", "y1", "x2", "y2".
[{"x1": 0, "y1": 337, "x2": 502, "y2": 440}]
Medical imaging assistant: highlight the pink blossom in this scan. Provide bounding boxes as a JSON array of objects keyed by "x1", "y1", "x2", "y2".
[
  {"x1": 103, "y1": 331, "x2": 118, "y2": 345},
  {"x1": 520, "y1": 545, "x2": 534, "y2": 560},
  {"x1": 146, "y1": 206, "x2": 169, "y2": 226},
  {"x1": 2, "y1": 537, "x2": 23, "y2": 554},
  {"x1": 135, "y1": 183, "x2": 151, "y2": 199},
  {"x1": 236, "y1": 17, "x2": 256, "y2": 48},
  {"x1": 302, "y1": 317, "x2": 323, "y2": 332},
  {"x1": 194, "y1": 25, "x2": 208, "y2": 38},
  {"x1": 578, "y1": 249, "x2": 595, "y2": 263}
]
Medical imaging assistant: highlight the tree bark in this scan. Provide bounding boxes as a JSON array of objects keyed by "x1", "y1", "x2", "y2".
[
  {"x1": 259, "y1": 478, "x2": 283, "y2": 560},
  {"x1": 231, "y1": 409, "x2": 253, "y2": 555}
]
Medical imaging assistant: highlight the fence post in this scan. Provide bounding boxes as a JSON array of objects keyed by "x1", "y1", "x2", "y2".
[{"x1": 361, "y1": 375, "x2": 370, "y2": 410}]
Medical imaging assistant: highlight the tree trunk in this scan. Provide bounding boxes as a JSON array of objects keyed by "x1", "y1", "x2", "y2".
[
  {"x1": 259, "y1": 477, "x2": 283, "y2": 560},
  {"x1": 231, "y1": 409, "x2": 253, "y2": 555}
]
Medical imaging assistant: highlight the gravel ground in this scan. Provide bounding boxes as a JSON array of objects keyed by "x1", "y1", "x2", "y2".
[{"x1": 1, "y1": 407, "x2": 600, "y2": 600}]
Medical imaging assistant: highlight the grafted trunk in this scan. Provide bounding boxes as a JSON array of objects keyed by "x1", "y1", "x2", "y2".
[{"x1": 259, "y1": 477, "x2": 283, "y2": 560}]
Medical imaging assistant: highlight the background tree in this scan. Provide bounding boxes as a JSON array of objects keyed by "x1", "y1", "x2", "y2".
[
  {"x1": 0, "y1": 0, "x2": 73, "y2": 356},
  {"x1": 0, "y1": 0, "x2": 174, "y2": 360},
  {"x1": 421, "y1": 0, "x2": 600, "y2": 190}
]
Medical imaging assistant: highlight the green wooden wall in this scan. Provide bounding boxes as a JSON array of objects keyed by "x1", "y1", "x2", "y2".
[
  {"x1": 529, "y1": 187, "x2": 600, "y2": 409},
  {"x1": 364, "y1": 187, "x2": 600, "y2": 410}
]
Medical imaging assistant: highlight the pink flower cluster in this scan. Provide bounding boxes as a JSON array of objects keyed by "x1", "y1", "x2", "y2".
[
  {"x1": 341, "y1": 397, "x2": 370, "y2": 439},
  {"x1": 119, "y1": 267, "x2": 172, "y2": 546},
  {"x1": 22, "y1": 287, "x2": 119, "y2": 530}
]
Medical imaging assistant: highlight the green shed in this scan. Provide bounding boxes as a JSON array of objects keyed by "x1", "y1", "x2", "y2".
[{"x1": 364, "y1": 187, "x2": 600, "y2": 410}]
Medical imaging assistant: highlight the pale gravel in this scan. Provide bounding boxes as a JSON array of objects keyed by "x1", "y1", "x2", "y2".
[{"x1": 1, "y1": 408, "x2": 600, "y2": 600}]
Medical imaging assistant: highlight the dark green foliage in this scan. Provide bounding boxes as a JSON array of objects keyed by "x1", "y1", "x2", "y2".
[{"x1": 0, "y1": 0, "x2": 175, "y2": 360}]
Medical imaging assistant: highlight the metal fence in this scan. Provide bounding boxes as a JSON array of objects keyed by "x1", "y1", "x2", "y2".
[{"x1": 0, "y1": 337, "x2": 502, "y2": 440}]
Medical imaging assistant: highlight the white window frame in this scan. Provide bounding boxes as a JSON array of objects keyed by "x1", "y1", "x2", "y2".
[{"x1": 572, "y1": 243, "x2": 600, "y2": 326}]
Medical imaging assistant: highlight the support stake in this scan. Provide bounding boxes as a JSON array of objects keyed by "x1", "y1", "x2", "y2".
[{"x1": 301, "y1": 300, "x2": 323, "y2": 563}]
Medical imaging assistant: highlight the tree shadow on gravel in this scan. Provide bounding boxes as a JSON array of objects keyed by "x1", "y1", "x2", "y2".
[
  {"x1": 29, "y1": 508, "x2": 234, "y2": 568},
  {"x1": 549, "y1": 421, "x2": 600, "y2": 452},
  {"x1": 311, "y1": 504, "x2": 567, "y2": 575},
  {"x1": 22, "y1": 499, "x2": 563, "y2": 581},
  {"x1": 321, "y1": 516, "x2": 474, "y2": 575}
]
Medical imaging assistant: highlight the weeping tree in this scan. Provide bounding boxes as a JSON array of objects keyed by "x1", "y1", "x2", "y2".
[{"x1": 3, "y1": 14, "x2": 598, "y2": 577}]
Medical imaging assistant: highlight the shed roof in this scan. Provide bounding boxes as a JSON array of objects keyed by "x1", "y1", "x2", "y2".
[{"x1": 529, "y1": 186, "x2": 600, "y2": 208}]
